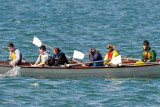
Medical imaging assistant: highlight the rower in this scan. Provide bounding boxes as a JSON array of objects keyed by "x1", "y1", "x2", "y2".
[
  {"x1": 104, "y1": 43, "x2": 120, "y2": 66},
  {"x1": 8, "y1": 43, "x2": 22, "y2": 66},
  {"x1": 141, "y1": 40, "x2": 156, "y2": 62},
  {"x1": 31, "y1": 45, "x2": 52, "y2": 67},
  {"x1": 88, "y1": 48, "x2": 103, "y2": 66},
  {"x1": 52, "y1": 47, "x2": 68, "y2": 66}
]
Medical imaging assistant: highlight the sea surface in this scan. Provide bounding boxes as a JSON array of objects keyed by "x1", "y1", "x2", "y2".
[{"x1": 0, "y1": 0, "x2": 160, "y2": 106}]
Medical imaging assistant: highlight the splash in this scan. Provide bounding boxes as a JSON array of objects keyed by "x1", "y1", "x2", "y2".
[{"x1": 0, "y1": 66, "x2": 21, "y2": 77}]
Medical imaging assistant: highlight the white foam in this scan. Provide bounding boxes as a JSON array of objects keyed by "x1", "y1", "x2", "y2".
[
  {"x1": 0, "y1": 66, "x2": 21, "y2": 77},
  {"x1": 29, "y1": 83, "x2": 40, "y2": 87}
]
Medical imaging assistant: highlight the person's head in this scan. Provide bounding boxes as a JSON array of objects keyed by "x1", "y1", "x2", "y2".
[
  {"x1": 143, "y1": 40, "x2": 149, "y2": 50},
  {"x1": 39, "y1": 45, "x2": 46, "y2": 54},
  {"x1": 107, "y1": 43, "x2": 115, "y2": 52},
  {"x1": 89, "y1": 48, "x2": 96, "y2": 54},
  {"x1": 54, "y1": 47, "x2": 61, "y2": 55},
  {"x1": 8, "y1": 43, "x2": 14, "y2": 52}
]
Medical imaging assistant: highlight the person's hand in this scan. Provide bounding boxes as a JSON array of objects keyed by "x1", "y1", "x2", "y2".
[
  {"x1": 142, "y1": 59, "x2": 147, "y2": 62},
  {"x1": 9, "y1": 56, "x2": 13, "y2": 61},
  {"x1": 105, "y1": 64, "x2": 111, "y2": 67},
  {"x1": 31, "y1": 64, "x2": 37, "y2": 67},
  {"x1": 146, "y1": 60, "x2": 150, "y2": 62},
  {"x1": 11, "y1": 62, "x2": 16, "y2": 66}
]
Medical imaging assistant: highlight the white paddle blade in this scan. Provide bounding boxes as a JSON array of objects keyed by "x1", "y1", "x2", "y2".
[
  {"x1": 73, "y1": 50, "x2": 85, "y2": 59},
  {"x1": 33, "y1": 36, "x2": 42, "y2": 47},
  {"x1": 111, "y1": 55, "x2": 122, "y2": 65}
]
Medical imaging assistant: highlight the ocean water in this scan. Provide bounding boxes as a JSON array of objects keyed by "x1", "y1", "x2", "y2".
[{"x1": 0, "y1": 0, "x2": 160, "y2": 106}]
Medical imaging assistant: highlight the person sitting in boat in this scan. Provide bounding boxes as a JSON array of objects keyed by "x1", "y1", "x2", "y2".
[
  {"x1": 52, "y1": 47, "x2": 68, "y2": 66},
  {"x1": 104, "y1": 43, "x2": 120, "y2": 66},
  {"x1": 8, "y1": 43, "x2": 22, "y2": 66},
  {"x1": 89, "y1": 48, "x2": 103, "y2": 66},
  {"x1": 31, "y1": 45, "x2": 52, "y2": 67},
  {"x1": 141, "y1": 40, "x2": 156, "y2": 62}
]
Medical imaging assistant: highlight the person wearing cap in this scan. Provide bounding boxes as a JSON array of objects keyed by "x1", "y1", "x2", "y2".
[
  {"x1": 104, "y1": 43, "x2": 120, "y2": 65},
  {"x1": 8, "y1": 43, "x2": 23, "y2": 66},
  {"x1": 89, "y1": 48, "x2": 103, "y2": 66},
  {"x1": 141, "y1": 40, "x2": 156, "y2": 62},
  {"x1": 31, "y1": 45, "x2": 52, "y2": 67},
  {"x1": 52, "y1": 47, "x2": 68, "y2": 66}
]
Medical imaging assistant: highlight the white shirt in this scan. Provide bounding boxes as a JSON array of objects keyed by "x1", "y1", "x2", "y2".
[{"x1": 37, "y1": 51, "x2": 51, "y2": 63}]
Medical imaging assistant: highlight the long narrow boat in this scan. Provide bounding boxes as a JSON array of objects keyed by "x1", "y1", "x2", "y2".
[{"x1": 0, "y1": 60, "x2": 160, "y2": 78}]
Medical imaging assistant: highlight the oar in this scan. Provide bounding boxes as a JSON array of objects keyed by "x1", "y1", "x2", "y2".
[
  {"x1": 33, "y1": 36, "x2": 85, "y2": 65},
  {"x1": 33, "y1": 36, "x2": 71, "y2": 58},
  {"x1": 119, "y1": 61, "x2": 160, "y2": 66},
  {"x1": 66, "y1": 59, "x2": 110, "y2": 67},
  {"x1": 0, "y1": 48, "x2": 10, "y2": 55},
  {"x1": 66, "y1": 55, "x2": 122, "y2": 67}
]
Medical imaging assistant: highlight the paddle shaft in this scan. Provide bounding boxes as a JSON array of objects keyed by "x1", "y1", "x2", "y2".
[
  {"x1": 42, "y1": 43, "x2": 72, "y2": 60},
  {"x1": 119, "y1": 61, "x2": 160, "y2": 66},
  {"x1": 0, "y1": 48, "x2": 10, "y2": 55},
  {"x1": 66, "y1": 59, "x2": 110, "y2": 66},
  {"x1": 42, "y1": 43, "x2": 84, "y2": 65}
]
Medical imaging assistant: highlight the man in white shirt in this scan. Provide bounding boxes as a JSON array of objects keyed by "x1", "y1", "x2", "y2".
[
  {"x1": 31, "y1": 45, "x2": 52, "y2": 67},
  {"x1": 8, "y1": 43, "x2": 22, "y2": 66}
]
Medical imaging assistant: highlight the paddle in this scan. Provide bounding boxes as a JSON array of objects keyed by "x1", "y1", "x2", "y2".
[
  {"x1": 33, "y1": 36, "x2": 85, "y2": 65},
  {"x1": 73, "y1": 50, "x2": 85, "y2": 60},
  {"x1": 33, "y1": 36, "x2": 53, "y2": 51},
  {"x1": 111, "y1": 55, "x2": 122, "y2": 65}
]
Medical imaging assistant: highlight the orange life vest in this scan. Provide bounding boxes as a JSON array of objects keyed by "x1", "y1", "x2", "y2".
[
  {"x1": 143, "y1": 51, "x2": 151, "y2": 60},
  {"x1": 107, "y1": 52, "x2": 113, "y2": 60}
]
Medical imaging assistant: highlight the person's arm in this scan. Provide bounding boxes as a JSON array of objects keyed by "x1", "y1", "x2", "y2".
[
  {"x1": 112, "y1": 51, "x2": 119, "y2": 58},
  {"x1": 103, "y1": 53, "x2": 109, "y2": 65},
  {"x1": 89, "y1": 55, "x2": 94, "y2": 61},
  {"x1": 141, "y1": 50, "x2": 144, "y2": 61},
  {"x1": 149, "y1": 50, "x2": 156, "y2": 62},
  {"x1": 52, "y1": 55, "x2": 55, "y2": 65},
  {"x1": 88, "y1": 54, "x2": 94, "y2": 66},
  {"x1": 35, "y1": 62, "x2": 45, "y2": 67},
  {"x1": 35, "y1": 54, "x2": 50, "y2": 66},
  {"x1": 31, "y1": 55, "x2": 41, "y2": 66}
]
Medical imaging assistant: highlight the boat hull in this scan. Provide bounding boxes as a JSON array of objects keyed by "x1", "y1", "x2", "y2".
[{"x1": 0, "y1": 64, "x2": 160, "y2": 78}]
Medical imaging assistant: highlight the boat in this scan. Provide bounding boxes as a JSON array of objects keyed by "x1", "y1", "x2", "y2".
[{"x1": 0, "y1": 60, "x2": 160, "y2": 78}]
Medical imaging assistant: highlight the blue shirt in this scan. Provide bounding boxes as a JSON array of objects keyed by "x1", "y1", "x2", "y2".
[{"x1": 89, "y1": 53, "x2": 103, "y2": 66}]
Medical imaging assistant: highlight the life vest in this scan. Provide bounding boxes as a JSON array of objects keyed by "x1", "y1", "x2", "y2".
[
  {"x1": 53, "y1": 51, "x2": 68, "y2": 65},
  {"x1": 9, "y1": 49, "x2": 22, "y2": 65},
  {"x1": 143, "y1": 51, "x2": 151, "y2": 60},
  {"x1": 107, "y1": 52, "x2": 113, "y2": 60},
  {"x1": 10, "y1": 51, "x2": 16, "y2": 61},
  {"x1": 107, "y1": 50, "x2": 120, "y2": 60},
  {"x1": 55, "y1": 51, "x2": 63, "y2": 59},
  {"x1": 40, "y1": 54, "x2": 53, "y2": 66}
]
